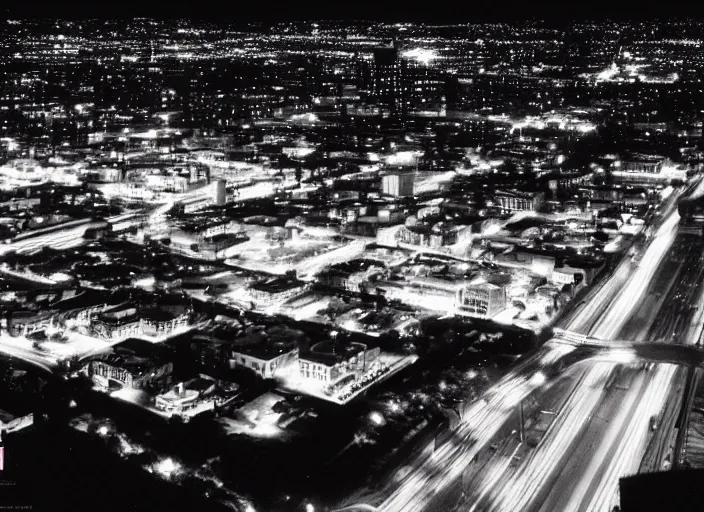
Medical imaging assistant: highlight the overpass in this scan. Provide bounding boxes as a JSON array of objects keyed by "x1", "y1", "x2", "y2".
[{"x1": 552, "y1": 328, "x2": 704, "y2": 367}]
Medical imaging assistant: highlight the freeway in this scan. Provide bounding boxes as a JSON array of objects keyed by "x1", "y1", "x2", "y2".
[
  {"x1": 537, "y1": 275, "x2": 692, "y2": 512},
  {"x1": 0, "y1": 211, "x2": 146, "y2": 256},
  {"x1": 0, "y1": 221, "x2": 106, "y2": 255},
  {"x1": 368, "y1": 340, "x2": 573, "y2": 512},
  {"x1": 463, "y1": 207, "x2": 704, "y2": 512}
]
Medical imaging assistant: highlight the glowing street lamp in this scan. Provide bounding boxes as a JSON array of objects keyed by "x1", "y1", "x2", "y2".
[
  {"x1": 530, "y1": 371, "x2": 547, "y2": 387},
  {"x1": 369, "y1": 411, "x2": 385, "y2": 426}
]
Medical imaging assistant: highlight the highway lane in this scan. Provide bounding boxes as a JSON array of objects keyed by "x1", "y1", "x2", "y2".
[
  {"x1": 638, "y1": 365, "x2": 688, "y2": 474},
  {"x1": 0, "y1": 211, "x2": 142, "y2": 256},
  {"x1": 622, "y1": 278, "x2": 704, "y2": 482},
  {"x1": 460, "y1": 208, "x2": 690, "y2": 512},
  {"x1": 0, "y1": 223, "x2": 98, "y2": 255},
  {"x1": 476, "y1": 362, "x2": 617, "y2": 512},
  {"x1": 531, "y1": 236, "x2": 697, "y2": 512},
  {"x1": 381, "y1": 252, "x2": 676, "y2": 511},
  {"x1": 459, "y1": 361, "x2": 588, "y2": 500},
  {"x1": 568, "y1": 241, "x2": 700, "y2": 511},
  {"x1": 469, "y1": 364, "x2": 654, "y2": 510},
  {"x1": 0, "y1": 333, "x2": 58, "y2": 374},
  {"x1": 592, "y1": 211, "x2": 679, "y2": 341},
  {"x1": 534, "y1": 366, "x2": 646, "y2": 512},
  {"x1": 673, "y1": 367, "x2": 702, "y2": 469},
  {"x1": 374, "y1": 343, "x2": 573, "y2": 512},
  {"x1": 564, "y1": 259, "x2": 633, "y2": 335},
  {"x1": 583, "y1": 364, "x2": 681, "y2": 512},
  {"x1": 617, "y1": 237, "x2": 687, "y2": 340},
  {"x1": 564, "y1": 195, "x2": 680, "y2": 336}
]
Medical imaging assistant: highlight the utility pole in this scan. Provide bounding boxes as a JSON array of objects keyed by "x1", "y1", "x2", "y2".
[{"x1": 518, "y1": 400, "x2": 525, "y2": 443}]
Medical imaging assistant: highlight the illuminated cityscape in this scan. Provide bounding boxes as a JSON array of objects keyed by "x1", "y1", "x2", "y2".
[{"x1": 0, "y1": 15, "x2": 703, "y2": 512}]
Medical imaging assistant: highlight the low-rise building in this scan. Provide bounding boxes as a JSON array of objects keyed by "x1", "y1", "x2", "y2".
[
  {"x1": 145, "y1": 173, "x2": 190, "y2": 193},
  {"x1": 493, "y1": 190, "x2": 545, "y2": 213},
  {"x1": 318, "y1": 259, "x2": 385, "y2": 293},
  {"x1": 88, "y1": 338, "x2": 174, "y2": 392},
  {"x1": 92, "y1": 304, "x2": 192, "y2": 341},
  {"x1": 140, "y1": 307, "x2": 191, "y2": 338},
  {"x1": 455, "y1": 281, "x2": 508, "y2": 318},
  {"x1": 496, "y1": 247, "x2": 557, "y2": 276},
  {"x1": 6, "y1": 309, "x2": 57, "y2": 337},
  {"x1": 382, "y1": 172, "x2": 415, "y2": 197},
  {"x1": 620, "y1": 154, "x2": 666, "y2": 174},
  {"x1": 173, "y1": 219, "x2": 241, "y2": 243},
  {"x1": 154, "y1": 375, "x2": 238, "y2": 416},
  {"x1": 298, "y1": 341, "x2": 373, "y2": 386},
  {"x1": 190, "y1": 335, "x2": 232, "y2": 371},
  {"x1": 91, "y1": 305, "x2": 141, "y2": 341},
  {"x1": 0, "y1": 408, "x2": 33, "y2": 436},
  {"x1": 247, "y1": 275, "x2": 310, "y2": 308},
  {"x1": 229, "y1": 342, "x2": 299, "y2": 380}
]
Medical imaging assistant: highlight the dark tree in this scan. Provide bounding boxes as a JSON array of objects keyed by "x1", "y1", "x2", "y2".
[{"x1": 500, "y1": 160, "x2": 519, "y2": 175}]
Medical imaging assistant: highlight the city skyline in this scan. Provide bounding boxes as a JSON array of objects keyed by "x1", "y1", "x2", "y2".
[{"x1": 0, "y1": 16, "x2": 702, "y2": 512}]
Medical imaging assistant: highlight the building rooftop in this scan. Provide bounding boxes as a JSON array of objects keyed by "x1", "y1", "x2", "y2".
[
  {"x1": 625, "y1": 153, "x2": 666, "y2": 163},
  {"x1": 231, "y1": 340, "x2": 298, "y2": 361},
  {"x1": 301, "y1": 340, "x2": 367, "y2": 367},
  {"x1": 140, "y1": 307, "x2": 181, "y2": 323},
  {"x1": 250, "y1": 275, "x2": 306, "y2": 294},
  {"x1": 466, "y1": 280, "x2": 502, "y2": 291},
  {"x1": 326, "y1": 258, "x2": 385, "y2": 275},
  {"x1": 97, "y1": 305, "x2": 139, "y2": 325},
  {"x1": 190, "y1": 334, "x2": 233, "y2": 349},
  {"x1": 93, "y1": 338, "x2": 173, "y2": 375},
  {"x1": 494, "y1": 189, "x2": 542, "y2": 199},
  {"x1": 178, "y1": 218, "x2": 232, "y2": 234},
  {"x1": 183, "y1": 376, "x2": 217, "y2": 393}
]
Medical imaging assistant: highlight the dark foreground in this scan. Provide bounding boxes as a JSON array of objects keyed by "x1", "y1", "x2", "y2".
[{"x1": 0, "y1": 425, "x2": 231, "y2": 512}]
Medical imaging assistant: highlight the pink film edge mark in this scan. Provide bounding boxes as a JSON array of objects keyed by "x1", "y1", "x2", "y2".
[{"x1": 0, "y1": 447, "x2": 4, "y2": 471}]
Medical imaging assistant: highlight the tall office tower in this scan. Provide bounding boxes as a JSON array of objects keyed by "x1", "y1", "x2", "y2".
[
  {"x1": 382, "y1": 172, "x2": 414, "y2": 197},
  {"x1": 372, "y1": 43, "x2": 406, "y2": 118},
  {"x1": 213, "y1": 180, "x2": 227, "y2": 206},
  {"x1": 444, "y1": 75, "x2": 460, "y2": 111}
]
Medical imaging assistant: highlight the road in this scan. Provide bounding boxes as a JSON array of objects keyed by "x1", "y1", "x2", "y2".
[
  {"x1": 0, "y1": 212, "x2": 145, "y2": 256},
  {"x1": 462, "y1": 207, "x2": 704, "y2": 512},
  {"x1": 0, "y1": 221, "x2": 106, "y2": 255},
  {"x1": 0, "y1": 332, "x2": 58, "y2": 374}
]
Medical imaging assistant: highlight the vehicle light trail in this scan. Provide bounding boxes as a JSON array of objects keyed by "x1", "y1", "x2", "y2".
[
  {"x1": 378, "y1": 366, "x2": 551, "y2": 512},
  {"x1": 461, "y1": 208, "x2": 681, "y2": 512},
  {"x1": 593, "y1": 212, "x2": 678, "y2": 340},
  {"x1": 582, "y1": 364, "x2": 679, "y2": 512},
  {"x1": 538, "y1": 342, "x2": 577, "y2": 367},
  {"x1": 467, "y1": 442, "x2": 524, "y2": 512},
  {"x1": 487, "y1": 363, "x2": 615, "y2": 512}
]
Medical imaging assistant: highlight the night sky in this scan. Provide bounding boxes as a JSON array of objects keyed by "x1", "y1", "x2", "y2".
[{"x1": 2, "y1": 2, "x2": 699, "y2": 23}]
